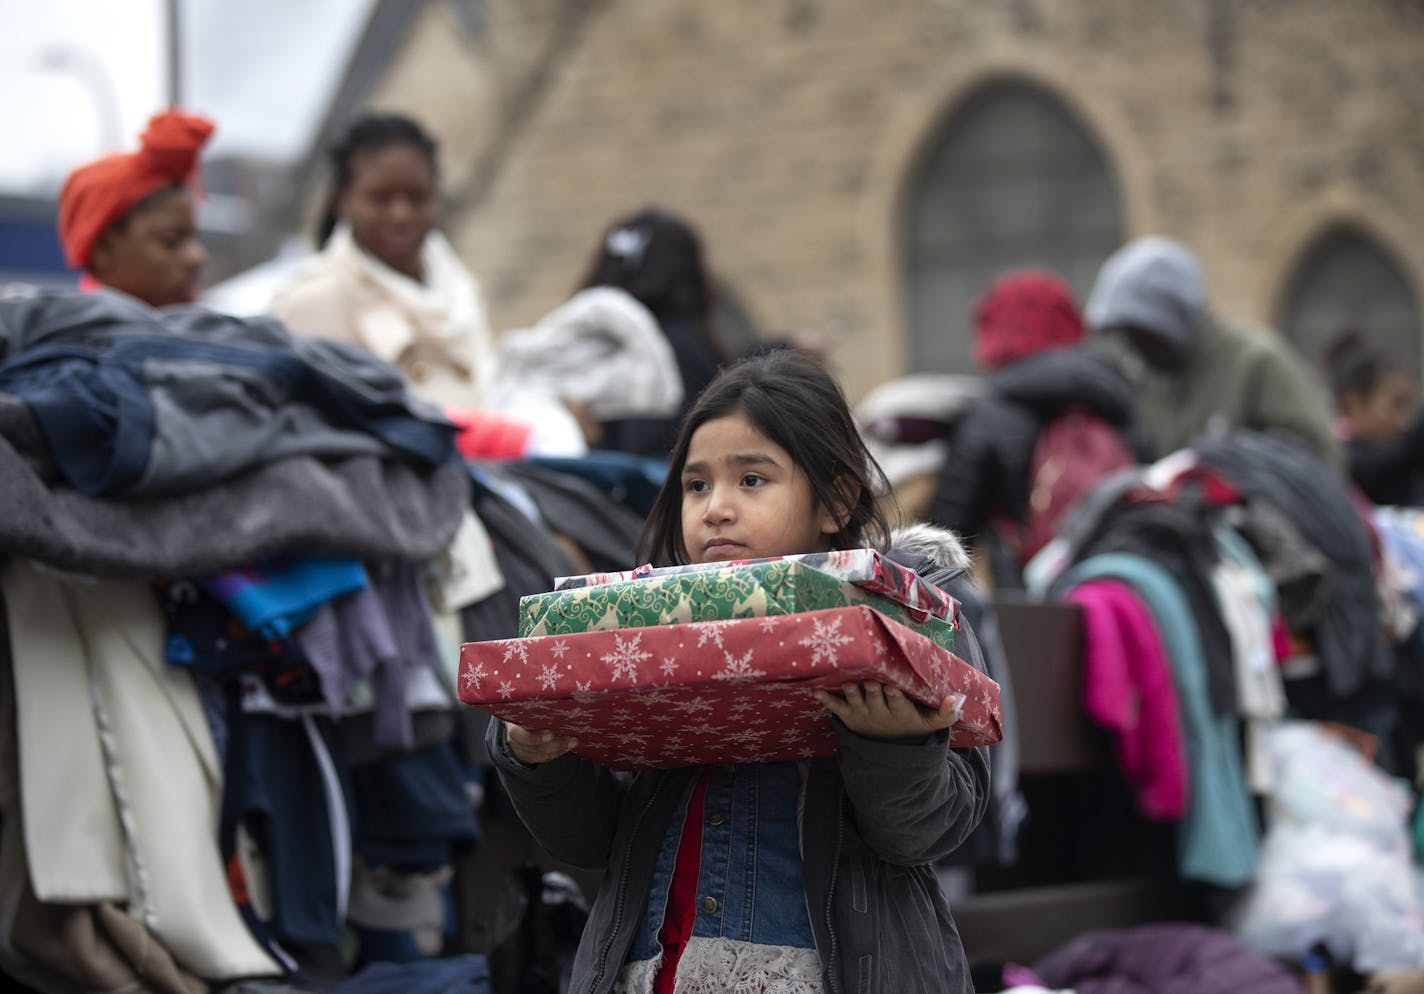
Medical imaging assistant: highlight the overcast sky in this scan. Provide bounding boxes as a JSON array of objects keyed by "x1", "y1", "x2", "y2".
[{"x1": 0, "y1": 0, "x2": 374, "y2": 193}]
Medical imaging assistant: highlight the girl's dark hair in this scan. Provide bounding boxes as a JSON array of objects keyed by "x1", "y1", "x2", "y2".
[
  {"x1": 638, "y1": 349, "x2": 893, "y2": 565},
  {"x1": 580, "y1": 207, "x2": 723, "y2": 358},
  {"x1": 315, "y1": 112, "x2": 439, "y2": 247},
  {"x1": 1322, "y1": 327, "x2": 1394, "y2": 401}
]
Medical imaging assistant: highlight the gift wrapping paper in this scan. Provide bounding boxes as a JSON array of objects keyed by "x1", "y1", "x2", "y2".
[
  {"x1": 521, "y1": 556, "x2": 958, "y2": 653},
  {"x1": 553, "y1": 548, "x2": 958, "y2": 621},
  {"x1": 460, "y1": 605, "x2": 1001, "y2": 769}
]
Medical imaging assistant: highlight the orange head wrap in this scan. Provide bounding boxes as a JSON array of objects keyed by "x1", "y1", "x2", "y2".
[{"x1": 57, "y1": 109, "x2": 216, "y2": 270}]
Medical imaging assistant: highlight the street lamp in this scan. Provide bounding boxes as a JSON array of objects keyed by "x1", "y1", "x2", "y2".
[{"x1": 31, "y1": 43, "x2": 124, "y2": 152}]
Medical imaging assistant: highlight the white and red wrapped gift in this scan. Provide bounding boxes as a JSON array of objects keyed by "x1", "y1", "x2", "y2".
[{"x1": 459, "y1": 553, "x2": 1002, "y2": 769}]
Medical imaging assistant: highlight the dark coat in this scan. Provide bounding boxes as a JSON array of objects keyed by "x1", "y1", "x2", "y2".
[
  {"x1": 930, "y1": 345, "x2": 1144, "y2": 572},
  {"x1": 1347, "y1": 411, "x2": 1424, "y2": 507},
  {"x1": 486, "y1": 530, "x2": 990, "y2": 994},
  {"x1": 1196, "y1": 430, "x2": 1392, "y2": 702}
]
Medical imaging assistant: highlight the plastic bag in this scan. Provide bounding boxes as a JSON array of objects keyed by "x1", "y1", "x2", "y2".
[{"x1": 1228, "y1": 722, "x2": 1424, "y2": 972}]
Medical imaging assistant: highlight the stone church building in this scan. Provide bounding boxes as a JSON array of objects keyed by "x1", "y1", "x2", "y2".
[{"x1": 358, "y1": 0, "x2": 1424, "y2": 400}]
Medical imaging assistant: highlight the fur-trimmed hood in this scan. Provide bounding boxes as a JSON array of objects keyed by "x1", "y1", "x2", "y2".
[{"x1": 885, "y1": 522, "x2": 972, "y2": 590}]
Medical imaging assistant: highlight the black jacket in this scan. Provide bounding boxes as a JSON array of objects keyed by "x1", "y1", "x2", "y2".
[
  {"x1": 1347, "y1": 412, "x2": 1424, "y2": 507},
  {"x1": 930, "y1": 344, "x2": 1144, "y2": 551}
]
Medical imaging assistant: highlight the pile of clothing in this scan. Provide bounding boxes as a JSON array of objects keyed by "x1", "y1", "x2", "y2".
[{"x1": 0, "y1": 289, "x2": 649, "y2": 994}]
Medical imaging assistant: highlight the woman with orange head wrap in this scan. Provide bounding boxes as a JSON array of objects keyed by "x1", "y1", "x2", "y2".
[{"x1": 56, "y1": 109, "x2": 214, "y2": 308}]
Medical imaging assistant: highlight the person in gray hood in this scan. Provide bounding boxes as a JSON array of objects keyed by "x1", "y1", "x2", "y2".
[{"x1": 1085, "y1": 236, "x2": 1341, "y2": 469}]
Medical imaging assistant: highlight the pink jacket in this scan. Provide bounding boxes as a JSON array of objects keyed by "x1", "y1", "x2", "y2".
[{"x1": 1065, "y1": 579, "x2": 1188, "y2": 819}]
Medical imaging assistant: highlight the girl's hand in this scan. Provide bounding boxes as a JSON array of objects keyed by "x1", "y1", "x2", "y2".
[
  {"x1": 505, "y1": 721, "x2": 579, "y2": 765},
  {"x1": 812, "y1": 682, "x2": 960, "y2": 743}
]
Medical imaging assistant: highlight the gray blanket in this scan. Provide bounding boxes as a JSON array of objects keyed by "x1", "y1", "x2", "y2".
[
  {"x1": 1, "y1": 397, "x2": 469, "y2": 579},
  {"x1": 0, "y1": 288, "x2": 455, "y2": 497}
]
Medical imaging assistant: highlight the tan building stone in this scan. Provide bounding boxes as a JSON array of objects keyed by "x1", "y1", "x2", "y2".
[{"x1": 363, "y1": 0, "x2": 1424, "y2": 400}]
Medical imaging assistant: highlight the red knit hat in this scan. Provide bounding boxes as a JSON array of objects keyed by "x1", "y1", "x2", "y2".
[
  {"x1": 972, "y1": 268, "x2": 1085, "y2": 370},
  {"x1": 57, "y1": 109, "x2": 215, "y2": 270}
]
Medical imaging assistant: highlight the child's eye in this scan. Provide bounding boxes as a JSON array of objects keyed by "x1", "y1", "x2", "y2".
[
  {"x1": 741, "y1": 474, "x2": 766, "y2": 488},
  {"x1": 684, "y1": 479, "x2": 708, "y2": 494}
]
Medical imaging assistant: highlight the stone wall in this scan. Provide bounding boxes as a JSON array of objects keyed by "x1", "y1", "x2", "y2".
[{"x1": 367, "y1": 0, "x2": 1424, "y2": 399}]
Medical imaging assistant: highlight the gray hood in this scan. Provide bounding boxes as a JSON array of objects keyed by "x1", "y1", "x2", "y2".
[{"x1": 1084, "y1": 236, "x2": 1206, "y2": 346}]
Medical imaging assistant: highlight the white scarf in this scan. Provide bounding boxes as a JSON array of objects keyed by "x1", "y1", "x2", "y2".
[{"x1": 326, "y1": 223, "x2": 497, "y2": 405}]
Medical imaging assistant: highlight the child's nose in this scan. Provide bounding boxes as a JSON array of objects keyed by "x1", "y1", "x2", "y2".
[{"x1": 703, "y1": 486, "x2": 735, "y2": 522}]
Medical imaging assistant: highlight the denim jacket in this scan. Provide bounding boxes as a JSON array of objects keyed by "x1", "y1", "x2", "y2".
[
  {"x1": 625, "y1": 761, "x2": 819, "y2": 976},
  {"x1": 487, "y1": 525, "x2": 990, "y2": 993}
]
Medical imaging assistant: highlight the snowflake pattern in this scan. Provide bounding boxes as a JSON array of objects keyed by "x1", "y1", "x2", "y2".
[
  {"x1": 461, "y1": 661, "x2": 487, "y2": 691},
  {"x1": 467, "y1": 594, "x2": 999, "y2": 769},
  {"x1": 693, "y1": 621, "x2": 727, "y2": 649},
  {"x1": 513, "y1": 705, "x2": 555, "y2": 725},
  {"x1": 714, "y1": 648, "x2": 766, "y2": 681},
  {"x1": 798, "y1": 616, "x2": 856, "y2": 667},
  {"x1": 602, "y1": 632, "x2": 653, "y2": 683}
]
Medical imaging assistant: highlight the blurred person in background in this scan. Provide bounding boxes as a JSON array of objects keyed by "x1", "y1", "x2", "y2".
[
  {"x1": 930, "y1": 268, "x2": 1144, "y2": 588},
  {"x1": 577, "y1": 207, "x2": 728, "y2": 456},
  {"x1": 271, "y1": 111, "x2": 588, "y2": 457},
  {"x1": 271, "y1": 112, "x2": 497, "y2": 408},
  {"x1": 1086, "y1": 236, "x2": 1342, "y2": 470},
  {"x1": 1324, "y1": 327, "x2": 1424, "y2": 506},
  {"x1": 56, "y1": 109, "x2": 214, "y2": 309}
]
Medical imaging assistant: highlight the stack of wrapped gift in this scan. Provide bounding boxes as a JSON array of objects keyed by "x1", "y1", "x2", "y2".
[{"x1": 458, "y1": 549, "x2": 1002, "y2": 769}]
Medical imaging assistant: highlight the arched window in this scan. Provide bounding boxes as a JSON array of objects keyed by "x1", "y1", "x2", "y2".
[
  {"x1": 903, "y1": 80, "x2": 1124, "y2": 373},
  {"x1": 1278, "y1": 226, "x2": 1422, "y2": 380}
]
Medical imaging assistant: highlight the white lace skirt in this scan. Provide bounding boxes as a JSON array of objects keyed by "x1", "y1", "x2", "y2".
[{"x1": 615, "y1": 936, "x2": 825, "y2": 994}]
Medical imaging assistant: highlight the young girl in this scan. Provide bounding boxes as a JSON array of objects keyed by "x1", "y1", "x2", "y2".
[{"x1": 488, "y1": 349, "x2": 989, "y2": 993}]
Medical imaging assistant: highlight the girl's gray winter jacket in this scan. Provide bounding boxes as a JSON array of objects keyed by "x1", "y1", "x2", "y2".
[{"x1": 487, "y1": 526, "x2": 991, "y2": 993}]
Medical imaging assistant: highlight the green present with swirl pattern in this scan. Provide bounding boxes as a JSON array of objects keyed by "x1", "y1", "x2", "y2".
[{"x1": 517, "y1": 553, "x2": 957, "y2": 652}]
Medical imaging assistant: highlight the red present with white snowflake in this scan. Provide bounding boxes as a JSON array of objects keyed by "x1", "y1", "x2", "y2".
[{"x1": 458, "y1": 605, "x2": 1002, "y2": 769}]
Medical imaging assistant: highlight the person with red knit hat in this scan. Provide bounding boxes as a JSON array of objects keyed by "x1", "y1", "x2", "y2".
[
  {"x1": 56, "y1": 108, "x2": 214, "y2": 308},
  {"x1": 930, "y1": 267, "x2": 1147, "y2": 588},
  {"x1": 972, "y1": 268, "x2": 1086, "y2": 371}
]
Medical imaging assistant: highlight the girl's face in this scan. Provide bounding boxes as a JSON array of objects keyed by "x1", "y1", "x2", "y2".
[
  {"x1": 1342, "y1": 370, "x2": 1415, "y2": 443},
  {"x1": 680, "y1": 412, "x2": 839, "y2": 564},
  {"x1": 336, "y1": 143, "x2": 437, "y2": 279}
]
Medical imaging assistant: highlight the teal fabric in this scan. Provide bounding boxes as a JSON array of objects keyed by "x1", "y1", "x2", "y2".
[{"x1": 1058, "y1": 552, "x2": 1259, "y2": 886}]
